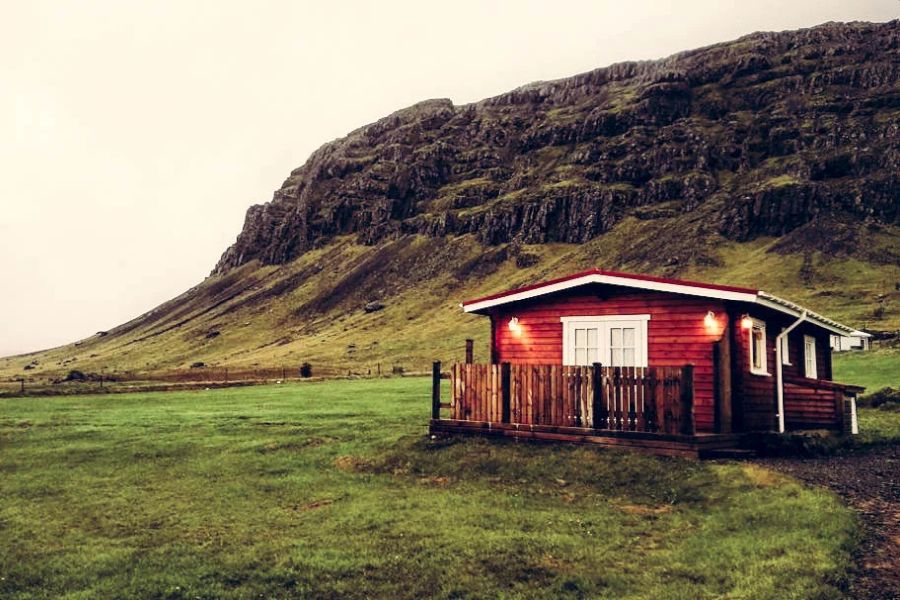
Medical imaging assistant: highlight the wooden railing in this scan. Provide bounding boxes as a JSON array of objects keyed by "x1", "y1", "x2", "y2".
[
  {"x1": 433, "y1": 362, "x2": 695, "y2": 435},
  {"x1": 782, "y1": 375, "x2": 863, "y2": 433}
]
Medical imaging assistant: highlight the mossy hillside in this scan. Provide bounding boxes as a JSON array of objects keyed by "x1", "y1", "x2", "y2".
[{"x1": 1, "y1": 217, "x2": 897, "y2": 384}]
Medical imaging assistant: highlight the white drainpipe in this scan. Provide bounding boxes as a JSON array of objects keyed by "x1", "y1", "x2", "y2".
[{"x1": 775, "y1": 310, "x2": 807, "y2": 433}]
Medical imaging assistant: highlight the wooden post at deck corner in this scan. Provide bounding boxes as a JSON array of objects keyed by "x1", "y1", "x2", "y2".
[
  {"x1": 713, "y1": 338, "x2": 733, "y2": 434},
  {"x1": 431, "y1": 361, "x2": 441, "y2": 420},
  {"x1": 591, "y1": 362, "x2": 604, "y2": 429},
  {"x1": 681, "y1": 364, "x2": 695, "y2": 435},
  {"x1": 501, "y1": 362, "x2": 511, "y2": 423},
  {"x1": 465, "y1": 339, "x2": 474, "y2": 364}
]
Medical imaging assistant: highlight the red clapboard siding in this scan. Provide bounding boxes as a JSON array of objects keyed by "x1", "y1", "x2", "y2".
[
  {"x1": 731, "y1": 314, "x2": 841, "y2": 431},
  {"x1": 783, "y1": 382, "x2": 838, "y2": 428},
  {"x1": 491, "y1": 289, "x2": 726, "y2": 433}
]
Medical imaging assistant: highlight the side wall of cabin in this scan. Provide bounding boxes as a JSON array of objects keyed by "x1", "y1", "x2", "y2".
[
  {"x1": 489, "y1": 288, "x2": 727, "y2": 433},
  {"x1": 731, "y1": 312, "x2": 838, "y2": 431},
  {"x1": 783, "y1": 324, "x2": 837, "y2": 429}
]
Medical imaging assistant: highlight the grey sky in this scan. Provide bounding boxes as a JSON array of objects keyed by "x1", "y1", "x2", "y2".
[{"x1": 1, "y1": 0, "x2": 896, "y2": 357}]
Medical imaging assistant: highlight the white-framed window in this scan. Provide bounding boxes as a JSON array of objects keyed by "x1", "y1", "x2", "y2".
[
  {"x1": 749, "y1": 318, "x2": 768, "y2": 376},
  {"x1": 780, "y1": 329, "x2": 791, "y2": 365},
  {"x1": 804, "y1": 335, "x2": 818, "y2": 379},
  {"x1": 561, "y1": 315, "x2": 650, "y2": 367}
]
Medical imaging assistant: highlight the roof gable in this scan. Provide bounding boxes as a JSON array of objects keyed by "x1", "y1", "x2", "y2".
[{"x1": 461, "y1": 269, "x2": 855, "y2": 335}]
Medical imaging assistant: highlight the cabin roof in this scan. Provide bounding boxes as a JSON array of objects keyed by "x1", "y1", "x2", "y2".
[{"x1": 461, "y1": 268, "x2": 855, "y2": 335}]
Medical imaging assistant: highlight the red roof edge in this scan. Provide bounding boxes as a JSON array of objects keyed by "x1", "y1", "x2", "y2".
[{"x1": 462, "y1": 268, "x2": 759, "y2": 307}]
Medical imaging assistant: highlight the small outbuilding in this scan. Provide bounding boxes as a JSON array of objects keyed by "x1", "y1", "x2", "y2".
[
  {"x1": 430, "y1": 269, "x2": 865, "y2": 457},
  {"x1": 830, "y1": 330, "x2": 872, "y2": 352}
]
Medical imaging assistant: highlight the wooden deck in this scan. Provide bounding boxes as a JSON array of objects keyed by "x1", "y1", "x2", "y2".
[
  {"x1": 430, "y1": 361, "x2": 746, "y2": 458},
  {"x1": 429, "y1": 419, "x2": 746, "y2": 458}
]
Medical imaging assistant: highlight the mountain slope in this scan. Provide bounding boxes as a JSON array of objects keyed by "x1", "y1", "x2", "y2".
[{"x1": 3, "y1": 20, "x2": 899, "y2": 381}]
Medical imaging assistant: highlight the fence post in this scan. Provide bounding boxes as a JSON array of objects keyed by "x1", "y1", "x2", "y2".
[
  {"x1": 592, "y1": 362, "x2": 604, "y2": 429},
  {"x1": 432, "y1": 361, "x2": 441, "y2": 420},
  {"x1": 681, "y1": 364, "x2": 695, "y2": 435},
  {"x1": 501, "y1": 362, "x2": 511, "y2": 423},
  {"x1": 20, "y1": 378, "x2": 25, "y2": 394},
  {"x1": 465, "y1": 339, "x2": 474, "y2": 364}
]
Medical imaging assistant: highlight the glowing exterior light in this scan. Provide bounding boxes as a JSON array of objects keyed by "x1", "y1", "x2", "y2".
[
  {"x1": 508, "y1": 316, "x2": 522, "y2": 336},
  {"x1": 704, "y1": 311, "x2": 716, "y2": 328},
  {"x1": 741, "y1": 314, "x2": 753, "y2": 329}
]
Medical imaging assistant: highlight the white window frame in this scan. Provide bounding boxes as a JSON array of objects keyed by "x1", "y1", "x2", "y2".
[
  {"x1": 803, "y1": 334, "x2": 818, "y2": 379},
  {"x1": 560, "y1": 315, "x2": 650, "y2": 367},
  {"x1": 748, "y1": 318, "x2": 769, "y2": 376},
  {"x1": 780, "y1": 329, "x2": 791, "y2": 365}
]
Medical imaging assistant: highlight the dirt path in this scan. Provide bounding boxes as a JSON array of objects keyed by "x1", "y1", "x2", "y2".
[{"x1": 755, "y1": 445, "x2": 899, "y2": 600}]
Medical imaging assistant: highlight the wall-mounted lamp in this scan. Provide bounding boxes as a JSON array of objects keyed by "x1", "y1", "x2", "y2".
[
  {"x1": 508, "y1": 316, "x2": 522, "y2": 336},
  {"x1": 740, "y1": 314, "x2": 754, "y2": 329},
  {"x1": 704, "y1": 310, "x2": 716, "y2": 329}
]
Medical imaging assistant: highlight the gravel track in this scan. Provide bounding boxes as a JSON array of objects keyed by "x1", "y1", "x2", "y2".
[{"x1": 755, "y1": 445, "x2": 899, "y2": 600}]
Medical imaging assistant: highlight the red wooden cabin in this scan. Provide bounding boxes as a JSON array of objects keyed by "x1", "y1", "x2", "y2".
[{"x1": 430, "y1": 269, "x2": 864, "y2": 457}]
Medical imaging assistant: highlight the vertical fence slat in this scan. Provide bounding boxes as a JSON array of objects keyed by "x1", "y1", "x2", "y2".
[
  {"x1": 634, "y1": 367, "x2": 644, "y2": 431},
  {"x1": 613, "y1": 367, "x2": 622, "y2": 430}
]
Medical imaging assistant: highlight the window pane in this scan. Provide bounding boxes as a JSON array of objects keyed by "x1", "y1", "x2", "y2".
[
  {"x1": 623, "y1": 327, "x2": 635, "y2": 347},
  {"x1": 612, "y1": 348, "x2": 623, "y2": 366},
  {"x1": 575, "y1": 328, "x2": 585, "y2": 349},
  {"x1": 576, "y1": 348, "x2": 586, "y2": 365},
  {"x1": 752, "y1": 328, "x2": 763, "y2": 368},
  {"x1": 587, "y1": 328, "x2": 597, "y2": 349},
  {"x1": 610, "y1": 328, "x2": 622, "y2": 348},
  {"x1": 624, "y1": 348, "x2": 635, "y2": 365},
  {"x1": 587, "y1": 348, "x2": 599, "y2": 364}
]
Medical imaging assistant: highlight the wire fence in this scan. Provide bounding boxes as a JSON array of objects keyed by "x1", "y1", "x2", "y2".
[{"x1": 0, "y1": 361, "x2": 439, "y2": 397}]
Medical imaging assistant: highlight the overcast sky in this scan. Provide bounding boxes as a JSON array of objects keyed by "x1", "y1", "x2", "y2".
[{"x1": 1, "y1": 1, "x2": 896, "y2": 357}]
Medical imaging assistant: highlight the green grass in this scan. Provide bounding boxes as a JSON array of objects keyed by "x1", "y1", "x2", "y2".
[
  {"x1": 0, "y1": 378, "x2": 857, "y2": 599},
  {"x1": 856, "y1": 407, "x2": 900, "y2": 446},
  {"x1": 835, "y1": 348, "x2": 900, "y2": 445},
  {"x1": 832, "y1": 347, "x2": 900, "y2": 392}
]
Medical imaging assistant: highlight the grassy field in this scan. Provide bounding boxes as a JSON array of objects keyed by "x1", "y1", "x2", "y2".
[
  {"x1": 832, "y1": 346, "x2": 900, "y2": 392},
  {"x1": 833, "y1": 347, "x2": 900, "y2": 446},
  {"x1": 0, "y1": 378, "x2": 864, "y2": 599}
]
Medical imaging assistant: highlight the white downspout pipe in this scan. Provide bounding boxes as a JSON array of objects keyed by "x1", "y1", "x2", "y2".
[{"x1": 775, "y1": 310, "x2": 807, "y2": 433}]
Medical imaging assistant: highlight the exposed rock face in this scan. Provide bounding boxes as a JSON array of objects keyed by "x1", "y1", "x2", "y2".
[{"x1": 214, "y1": 21, "x2": 900, "y2": 275}]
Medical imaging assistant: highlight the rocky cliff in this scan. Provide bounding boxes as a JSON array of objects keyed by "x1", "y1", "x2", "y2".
[{"x1": 215, "y1": 20, "x2": 900, "y2": 275}]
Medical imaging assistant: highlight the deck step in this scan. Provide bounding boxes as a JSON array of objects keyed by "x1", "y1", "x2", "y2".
[{"x1": 700, "y1": 448, "x2": 757, "y2": 460}]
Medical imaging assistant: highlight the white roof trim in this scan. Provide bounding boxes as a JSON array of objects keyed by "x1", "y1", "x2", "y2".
[
  {"x1": 462, "y1": 273, "x2": 757, "y2": 313},
  {"x1": 756, "y1": 292, "x2": 854, "y2": 336},
  {"x1": 462, "y1": 273, "x2": 858, "y2": 336}
]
